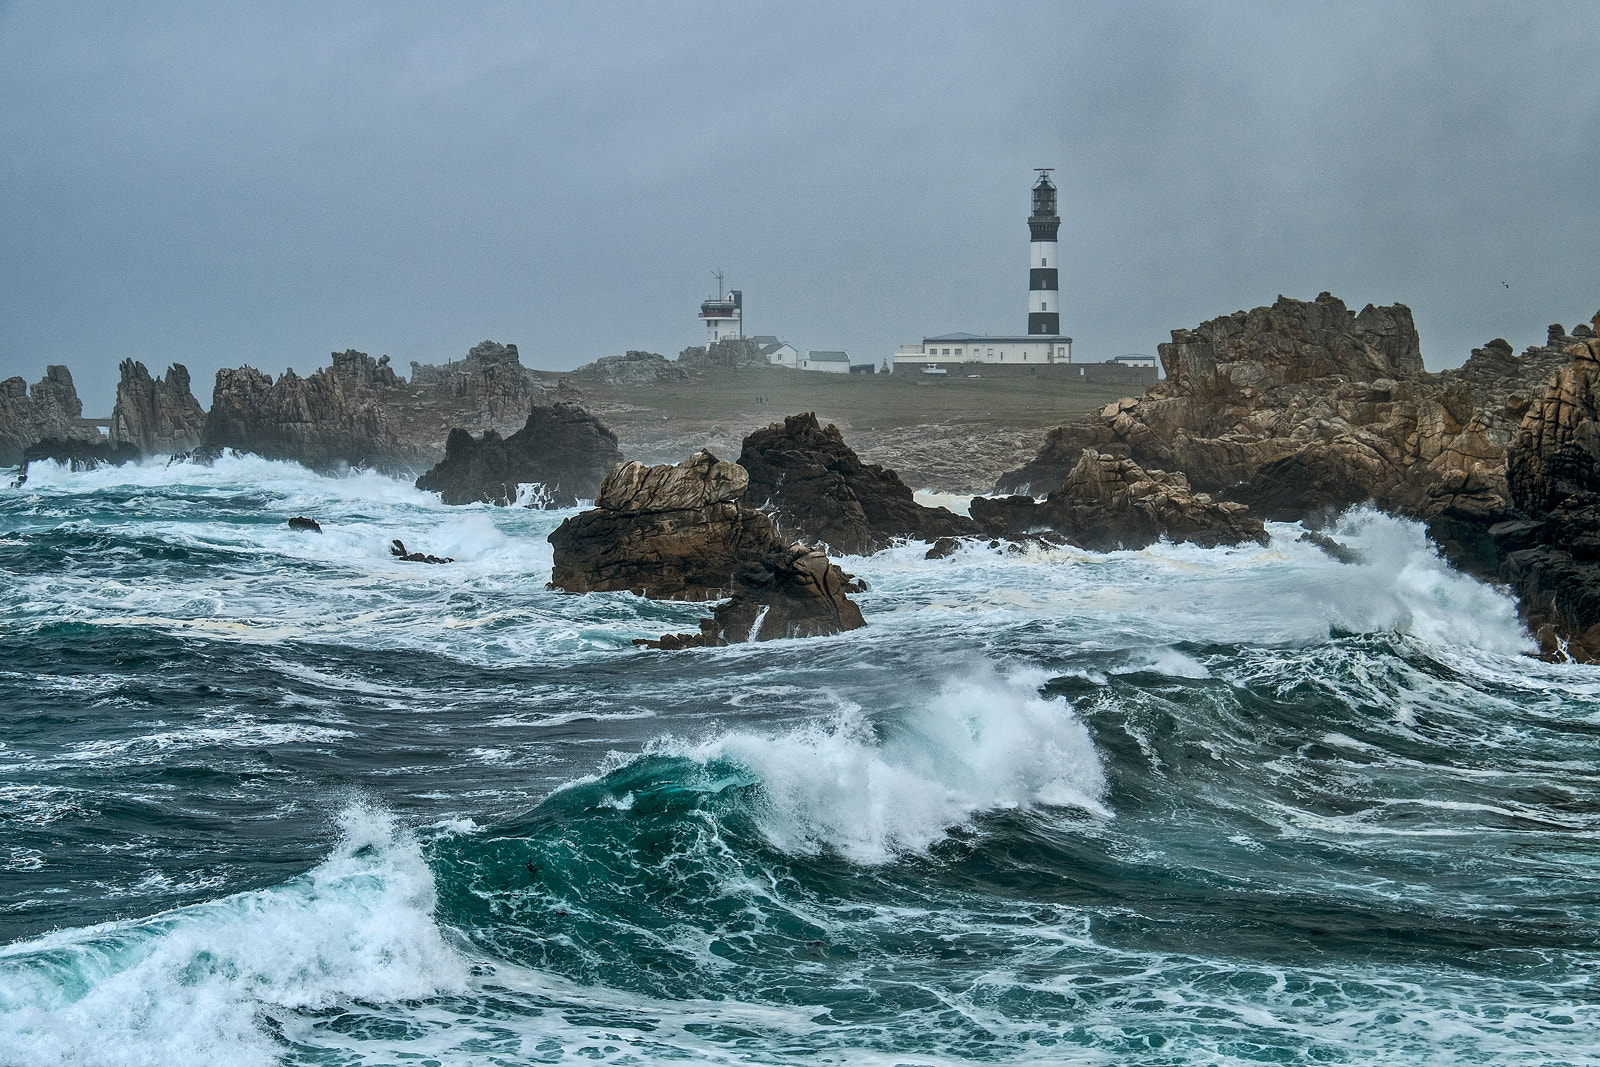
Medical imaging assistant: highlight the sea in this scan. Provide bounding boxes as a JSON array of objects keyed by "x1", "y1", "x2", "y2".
[{"x1": 0, "y1": 454, "x2": 1596, "y2": 1066}]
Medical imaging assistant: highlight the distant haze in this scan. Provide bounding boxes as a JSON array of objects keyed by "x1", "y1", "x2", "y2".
[{"x1": 2, "y1": 1, "x2": 1597, "y2": 414}]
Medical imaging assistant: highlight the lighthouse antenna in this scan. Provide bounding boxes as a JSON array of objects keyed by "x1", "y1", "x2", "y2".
[{"x1": 712, "y1": 270, "x2": 724, "y2": 299}]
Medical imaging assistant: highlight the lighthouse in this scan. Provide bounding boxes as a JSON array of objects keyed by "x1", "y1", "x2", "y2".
[
  {"x1": 1027, "y1": 169, "x2": 1060, "y2": 335},
  {"x1": 699, "y1": 272, "x2": 742, "y2": 344}
]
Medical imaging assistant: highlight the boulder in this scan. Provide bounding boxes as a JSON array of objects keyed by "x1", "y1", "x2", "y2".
[
  {"x1": 737, "y1": 413, "x2": 980, "y2": 554},
  {"x1": 549, "y1": 450, "x2": 866, "y2": 644},
  {"x1": 414, "y1": 402, "x2": 624, "y2": 507},
  {"x1": 548, "y1": 451, "x2": 773, "y2": 599},
  {"x1": 677, "y1": 338, "x2": 768, "y2": 369},
  {"x1": 1040, "y1": 450, "x2": 1268, "y2": 552},
  {"x1": 110, "y1": 360, "x2": 206, "y2": 455},
  {"x1": 287, "y1": 516, "x2": 322, "y2": 532},
  {"x1": 0, "y1": 366, "x2": 100, "y2": 467}
]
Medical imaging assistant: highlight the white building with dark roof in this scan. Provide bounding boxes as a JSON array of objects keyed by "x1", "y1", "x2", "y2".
[
  {"x1": 800, "y1": 350, "x2": 851, "y2": 374},
  {"x1": 750, "y1": 334, "x2": 799, "y2": 369}
]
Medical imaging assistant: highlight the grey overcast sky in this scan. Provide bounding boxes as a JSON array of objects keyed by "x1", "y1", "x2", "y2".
[{"x1": 2, "y1": 1, "x2": 1597, "y2": 414}]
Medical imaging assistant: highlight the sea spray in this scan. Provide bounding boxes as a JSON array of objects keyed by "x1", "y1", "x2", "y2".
[
  {"x1": 0, "y1": 803, "x2": 465, "y2": 1067},
  {"x1": 674, "y1": 667, "x2": 1108, "y2": 863}
]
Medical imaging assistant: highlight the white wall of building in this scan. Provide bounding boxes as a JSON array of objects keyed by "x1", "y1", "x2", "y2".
[{"x1": 898, "y1": 338, "x2": 1072, "y2": 367}]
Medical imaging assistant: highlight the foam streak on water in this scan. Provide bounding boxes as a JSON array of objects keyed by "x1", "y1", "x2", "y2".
[{"x1": 1, "y1": 459, "x2": 1597, "y2": 1065}]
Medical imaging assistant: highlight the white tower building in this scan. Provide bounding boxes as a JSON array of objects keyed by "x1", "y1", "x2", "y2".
[
  {"x1": 1028, "y1": 169, "x2": 1060, "y2": 335},
  {"x1": 699, "y1": 272, "x2": 742, "y2": 344}
]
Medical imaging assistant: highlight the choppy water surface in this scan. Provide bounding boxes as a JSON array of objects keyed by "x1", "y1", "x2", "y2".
[{"x1": 1, "y1": 456, "x2": 1596, "y2": 1066}]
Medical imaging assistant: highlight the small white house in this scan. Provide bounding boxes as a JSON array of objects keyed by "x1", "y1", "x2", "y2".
[
  {"x1": 750, "y1": 335, "x2": 799, "y2": 369},
  {"x1": 1112, "y1": 353, "x2": 1158, "y2": 369},
  {"x1": 800, "y1": 350, "x2": 851, "y2": 374}
]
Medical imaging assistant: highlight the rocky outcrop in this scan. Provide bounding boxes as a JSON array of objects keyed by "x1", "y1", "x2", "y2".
[
  {"x1": 1498, "y1": 321, "x2": 1600, "y2": 659},
  {"x1": 407, "y1": 341, "x2": 548, "y2": 434},
  {"x1": 973, "y1": 451, "x2": 1267, "y2": 551},
  {"x1": 549, "y1": 450, "x2": 865, "y2": 643},
  {"x1": 997, "y1": 294, "x2": 1576, "y2": 540},
  {"x1": 414, "y1": 402, "x2": 623, "y2": 507},
  {"x1": 0, "y1": 366, "x2": 99, "y2": 467},
  {"x1": 677, "y1": 339, "x2": 768, "y2": 369},
  {"x1": 110, "y1": 361, "x2": 206, "y2": 455},
  {"x1": 202, "y1": 351, "x2": 424, "y2": 472},
  {"x1": 570, "y1": 350, "x2": 689, "y2": 386},
  {"x1": 737, "y1": 413, "x2": 980, "y2": 554}
]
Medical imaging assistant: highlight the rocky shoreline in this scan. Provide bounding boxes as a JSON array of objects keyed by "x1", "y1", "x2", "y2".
[{"x1": 6, "y1": 297, "x2": 1600, "y2": 658}]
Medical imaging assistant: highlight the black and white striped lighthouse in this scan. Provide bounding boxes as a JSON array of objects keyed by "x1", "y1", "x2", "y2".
[{"x1": 1027, "y1": 169, "x2": 1060, "y2": 335}]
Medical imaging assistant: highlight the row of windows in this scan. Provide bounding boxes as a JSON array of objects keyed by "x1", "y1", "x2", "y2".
[{"x1": 924, "y1": 346, "x2": 1070, "y2": 358}]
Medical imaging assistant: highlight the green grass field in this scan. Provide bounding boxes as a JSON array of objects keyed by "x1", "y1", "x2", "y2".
[{"x1": 550, "y1": 366, "x2": 1138, "y2": 432}]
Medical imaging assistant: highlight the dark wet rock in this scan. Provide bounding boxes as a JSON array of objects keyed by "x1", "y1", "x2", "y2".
[
  {"x1": 287, "y1": 516, "x2": 322, "y2": 533},
  {"x1": 390, "y1": 538, "x2": 452, "y2": 564},
  {"x1": 1298, "y1": 530, "x2": 1363, "y2": 565},
  {"x1": 737, "y1": 413, "x2": 980, "y2": 554},
  {"x1": 548, "y1": 451, "x2": 768, "y2": 599},
  {"x1": 414, "y1": 402, "x2": 624, "y2": 507},
  {"x1": 570, "y1": 350, "x2": 689, "y2": 386},
  {"x1": 969, "y1": 495, "x2": 1050, "y2": 538},
  {"x1": 925, "y1": 536, "x2": 960, "y2": 560},
  {"x1": 550, "y1": 450, "x2": 865, "y2": 644},
  {"x1": 0, "y1": 366, "x2": 100, "y2": 467},
  {"x1": 110, "y1": 360, "x2": 206, "y2": 455}
]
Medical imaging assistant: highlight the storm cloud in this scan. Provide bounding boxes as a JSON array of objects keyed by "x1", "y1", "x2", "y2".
[{"x1": 2, "y1": 1, "x2": 1597, "y2": 413}]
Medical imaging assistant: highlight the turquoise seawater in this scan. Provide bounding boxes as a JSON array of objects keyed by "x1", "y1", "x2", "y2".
[{"x1": 1, "y1": 455, "x2": 1596, "y2": 1066}]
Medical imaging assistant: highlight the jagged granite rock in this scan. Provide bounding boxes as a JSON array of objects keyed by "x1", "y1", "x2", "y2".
[
  {"x1": 414, "y1": 402, "x2": 624, "y2": 507},
  {"x1": 548, "y1": 451, "x2": 769, "y2": 599},
  {"x1": 202, "y1": 351, "x2": 425, "y2": 472},
  {"x1": 997, "y1": 293, "x2": 1575, "y2": 539},
  {"x1": 975, "y1": 451, "x2": 1265, "y2": 552},
  {"x1": 549, "y1": 450, "x2": 865, "y2": 643},
  {"x1": 13, "y1": 437, "x2": 141, "y2": 485},
  {"x1": 737, "y1": 413, "x2": 980, "y2": 554},
  {"x1": 407, "y1": 341, "x2": 548, "y2": 433},
  {"x1": 110, "y1": 360, "x2": 206, "y2": 455},
  {"x1": 1498, "y1": 321, "x2": 1600, "y2": 659},
  {"x1": 0, "y1": 366, "x2": 100, "y2": 467},
  {"x1": 570, "y1": 350, "x2": 689, "y2": 385}
]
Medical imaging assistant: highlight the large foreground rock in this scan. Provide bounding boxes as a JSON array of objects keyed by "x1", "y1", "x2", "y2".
[
  {"x1": 998, "y1": 293, "x2": 1575, "y2": 540},
  {"x1": 0, "y1": 366, "x2": 99, "y2": 467},
  {"x1": 738, "y1": 413, "x2": 980, "y2": 554},
  {"x1": 548, "y1": 450, "x2": 865, "y2": 643},
  {"x1": 414, "y1": 402, "x2": 623, "y2": 507},
  {"x1": 110, "y1": 360, "x2": 206, "y2": 455}
]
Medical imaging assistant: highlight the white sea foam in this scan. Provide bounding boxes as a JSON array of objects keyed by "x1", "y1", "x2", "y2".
[
  {"x1": 671, "y1": 667, "x2": 1108, "y2": 864},
  {"x1": 0, "y1": 803, "x2": 466, "y2": 1067}
]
